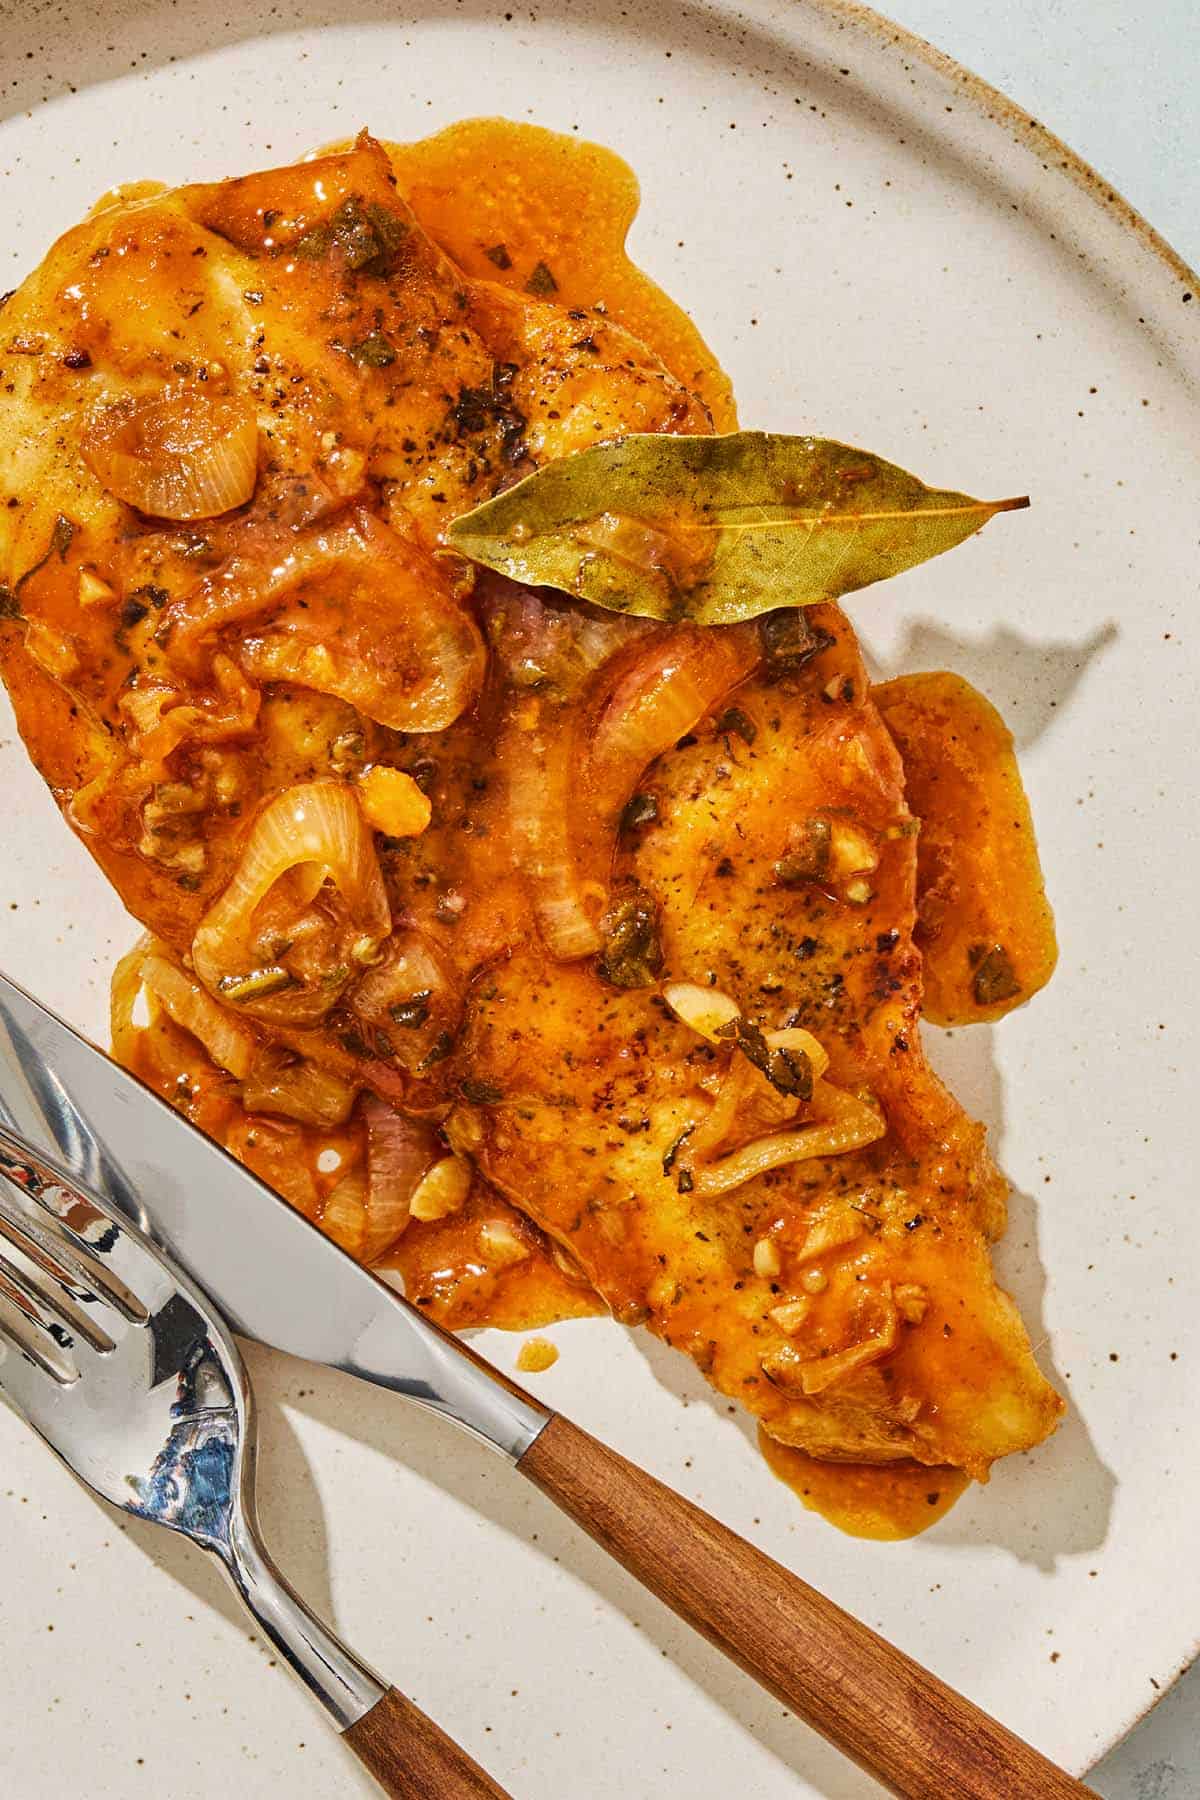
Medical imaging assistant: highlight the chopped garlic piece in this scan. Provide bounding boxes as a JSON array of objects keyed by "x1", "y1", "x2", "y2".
[
  {"x1": 800, "y1": 1267, "x2": 829, "y2": 1295},
  {"x1": 478, "y1": 1218, "x2": 531, "y2": 1267},
  {"x1": 828, "y1": 819, "x2": 879, "y2": 879},
  {"x1": 78, "y1": 569, "x2": 115, "y2": 606},
  {"x1": 794, "y1": 1209, "x2": 865, "y2": 1264},
  {"x1": 357, "y1": 764, "x2": 432, "y2": 838},
  {"x1": 409, "y1": 1156, "x2": 471, "y2": 1222},
  {"x1": 895, "y1": 1283, "x2": 929, "y2": 1324},
  {"x1": 753, "y1": 1236, "x2": 782, "y2": 1279},
  {"x1": 647, "y1": 1269, "x2": 680, "y2": 1310},
  {"x1": 662, "y1": 981, "x2": 741, "y2": 1043},
  {"x1": 769, "y1": 1298, "x2": 812, "y2": 1335}
]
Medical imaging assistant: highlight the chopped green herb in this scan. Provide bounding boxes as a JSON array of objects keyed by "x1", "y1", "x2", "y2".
[
  {"x1": 760, "y1": 608, "x2": 834, "y2": 674},
  {"x1": 716, "y1": 705, "x2": 757, "y2": 744},
  {"x1": 662, "y1": 1125, "x2": 694, "y2": 1176},
  {"x1": 969, "y1": 942, "x2": 1021, "y2": 1007},
  {"x1": 717, "y1": 1015, "x2": 813, "y2": 1100},
  {"x1": 218, "y1": 966, "x2": 294, "y2": 1003},
  {"x1": 332, "y1": 330, "x2": 398, "y2": 368},
  {"x1": 461, "y1": 1077, "x2": 504, "y2": 1104},
  {"x1": 525, "y1": 259, "x2": 558, "y2": 296},
  {"x1": 596, "y1": 887, "x2": 664, "y2": 989},
  {"x1": 50, "y1": 515, "x2": 75, "y2": 560},
  {"x1": 14, "y1": 513, "x2": 78, "y2": 598},
  {"x1": 773, "y1": 817, "x2": 832, "y2": 888},
  {"x1": 296, "y1": 197, "x2": 409, "y2": 277},
  {"x1": 619, "y1": 790, "x2": 660, "y2": 835},
  {"x1": 485, "y1": 243, "x2": 513, "y2": 270},
  {"x1": 389, "y1": 990, "x2": 431, "y2": 1029},
  {"x1": 417, "y1": 1029, "x2": 455, "y2": 1071}
]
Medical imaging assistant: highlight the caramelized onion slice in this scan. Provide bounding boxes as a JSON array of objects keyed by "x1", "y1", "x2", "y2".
[
  {"x1": 504, "y1": 624, "x2": 759, "y2": 963},
  {"x1": 241, "y1": 1052, "x2": 359, "y2": 1127},
  {"x1": 140, "y1": 950, "x2": 257, "y2": 1080},
  {"x1": 350, "y1": 930, "x2": 461, "y2": 1074},
  {"x1": 110, "y1": 935, "x2": 258, "y2": 1081},
  {"x1": 193, "y1": 780, "x2": 389, "y2": 1026},
  {"x1": 694, "y1": 1087, "x2": 885, "y2": 1197},
  {"x1": 173, "y1": 511, "x2": 485, "y2": 732},
  {"x1": 362, "y1": 1097, "x2": 438, "y2": 1260},
  {"x1": 84, "y1": 387, "x2": 258, "y2": 520}
]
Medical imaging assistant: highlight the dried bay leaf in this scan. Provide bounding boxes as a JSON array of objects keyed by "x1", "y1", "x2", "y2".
[{"x1": 446, "y1": 432, "x2": 1027, "y2": 624}]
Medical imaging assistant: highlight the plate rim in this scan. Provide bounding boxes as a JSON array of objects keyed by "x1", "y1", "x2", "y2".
[
  {"x1": 1, "y1": 0, "x2": 1197, "y2": 1780},
  {"x1": 823, "y1": 0, "x2": 1199, "y2": 296},
  {"x1": 806, "y1": 0, "x2": 1200, "y2": 1762}
]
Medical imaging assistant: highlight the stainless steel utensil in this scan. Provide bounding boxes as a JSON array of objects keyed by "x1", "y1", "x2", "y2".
[
  {"x1": 0, "y1": 970, "x2": 1096, "y2": 1800},
  {"x1": 0, "y1": 1129, "x2": 510, "y2": 1800}
]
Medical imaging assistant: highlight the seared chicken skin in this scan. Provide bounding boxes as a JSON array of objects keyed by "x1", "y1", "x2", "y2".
[{"x1": 0, "y1": 129, "x2": 1062, "y2": 1505}]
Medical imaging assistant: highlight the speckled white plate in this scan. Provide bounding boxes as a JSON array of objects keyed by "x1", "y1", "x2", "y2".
[{"x1": 1, "y1": 3, "x2": 1198, "y2": 1795}]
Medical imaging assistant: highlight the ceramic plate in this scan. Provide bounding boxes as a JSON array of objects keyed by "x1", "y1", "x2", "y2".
[{"x1": 1, "y1": 3, "x2": 1197, "y2": 1794}]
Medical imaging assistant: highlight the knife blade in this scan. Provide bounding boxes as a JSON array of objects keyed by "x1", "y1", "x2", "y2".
[
  {"x1": 0, "y1": 967, "x2": 548, "y2": 1461},
  {"x1": 0, "y1": 968, "x2": 1102, "y2": 1800}
]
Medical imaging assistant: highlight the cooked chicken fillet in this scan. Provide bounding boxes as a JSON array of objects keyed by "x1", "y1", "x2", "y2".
[{"x1": 0, "y1": 131, "x2": 1062, "y2": 1488}]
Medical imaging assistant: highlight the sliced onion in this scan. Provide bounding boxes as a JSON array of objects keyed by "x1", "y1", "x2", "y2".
[
  {"x1": 765, "y1": 1026, "x2": 830, "y2": 1080},
  {"x1": 503, "y1": 626, "x2": 759, "y2": 962},
  {"x1": 83, "y1": 387, "x2": 258, "y2": 520},
  {"x1": 140, "y1": 950, "x2": 257, "y2": 1080},
  {"x1": 694, "y1": 1088, "x2": 885, "y2": 1196},
  {"x1": 349, "y1": 930, "x2": 461, "y2": 1074},
  {"x1": 502, "y1": 704, "x2": 605, "y2": 958},
  {"x1": 321, "y1": 1170, "x2": 367, "y2": 1257},
  {"x1": 361, "y1": 1096, "x2": 438, "y2": 1261},
  {"x1": 585, "y1": 629, "x2": 759, "y2": 834},
  {"x1": 171, "y1": 510, "x2": 484, "y2": 731},
  {"x1": 242, "y1": 1051, "x2": 359, "y2": 1126},
  {"x1": 686, "y1": 1059, "x2": 751, "y2": 1163},
  {"x1": 110, "y1": 934, "x2": 155, "y2": 1068},
  {"x1": 766, "y1": 1292, "x2": 900, "y2": 1398},
  {"x1": 193, "y1": 780, "x2": 389, "y2": 1026}
]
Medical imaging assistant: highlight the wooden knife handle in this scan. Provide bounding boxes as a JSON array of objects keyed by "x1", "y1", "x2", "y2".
[
  {"x1": 518, "y1": 1414, "x2": 1095, "y2": 1800},
  {"x1": 343, "y1": 1687, "x2": 514, "y2": 1800}
]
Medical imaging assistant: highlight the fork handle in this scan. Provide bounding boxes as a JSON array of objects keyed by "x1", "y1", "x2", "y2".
[
  {"x1": 518, "y1": 1414, "x2": 1096, "y2": 1800},
  {"x1": 343, "y1": 1688, "x2": 514, "y2": 1799},
  {"x1": 224, "y1": 1518, "x2": 514, "y2": 1799}
]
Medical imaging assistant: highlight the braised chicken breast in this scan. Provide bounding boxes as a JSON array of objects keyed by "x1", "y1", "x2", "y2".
[{"x1": 0, "y1": 124, "x2": 1062, "y2": 1529}]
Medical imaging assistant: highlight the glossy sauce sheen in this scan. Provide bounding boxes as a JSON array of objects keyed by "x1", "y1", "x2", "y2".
[
  {"x1": 758, "y1": 1428, "x2": 970, "y2": 1540},
  {"x1": 0, "y1": 119, "x2": 1062, "y2": 1539}
]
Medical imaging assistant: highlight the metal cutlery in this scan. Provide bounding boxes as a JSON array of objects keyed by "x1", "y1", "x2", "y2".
[
  {"x1": 0, "y1": 969, "x2": 1095, "y2": 1799},
  {"x1": 0, "y1": 1129, "x2": 510, "y2": 1798}
]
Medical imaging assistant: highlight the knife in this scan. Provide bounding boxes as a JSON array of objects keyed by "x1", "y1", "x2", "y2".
[{"x1": 0, "y1": 968, "x2": 1095, "y2": 1800}]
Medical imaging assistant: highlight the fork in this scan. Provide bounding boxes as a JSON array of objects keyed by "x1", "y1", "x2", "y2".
[{"x1": 0, "y1": 1126, "x2": 512, "y2": 1800}]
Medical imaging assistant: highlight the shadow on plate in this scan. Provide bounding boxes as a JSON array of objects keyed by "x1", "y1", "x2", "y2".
[
  {"x1": 860, "y1": 616, "x2": 1118, "y2": 750},
  {"x1": 622, "y1": 1015, "x2": 1116, "y2": 1572}
]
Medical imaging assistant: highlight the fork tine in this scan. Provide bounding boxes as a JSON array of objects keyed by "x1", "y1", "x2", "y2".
[
  {"x1": 0, "y1": 1172, "x2": 148, "y2": 1323},
  {"x1": 0, "y1": 1241, "x2": 116, "y2": 1354},
  {"x1": 0, "y1": 1282, "x2": 78, "y2": 1386}
]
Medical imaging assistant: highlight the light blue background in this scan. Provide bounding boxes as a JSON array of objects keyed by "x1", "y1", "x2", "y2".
[{"x1": 885, "y1": 8, "x2": 1198, "y2": 1793}]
